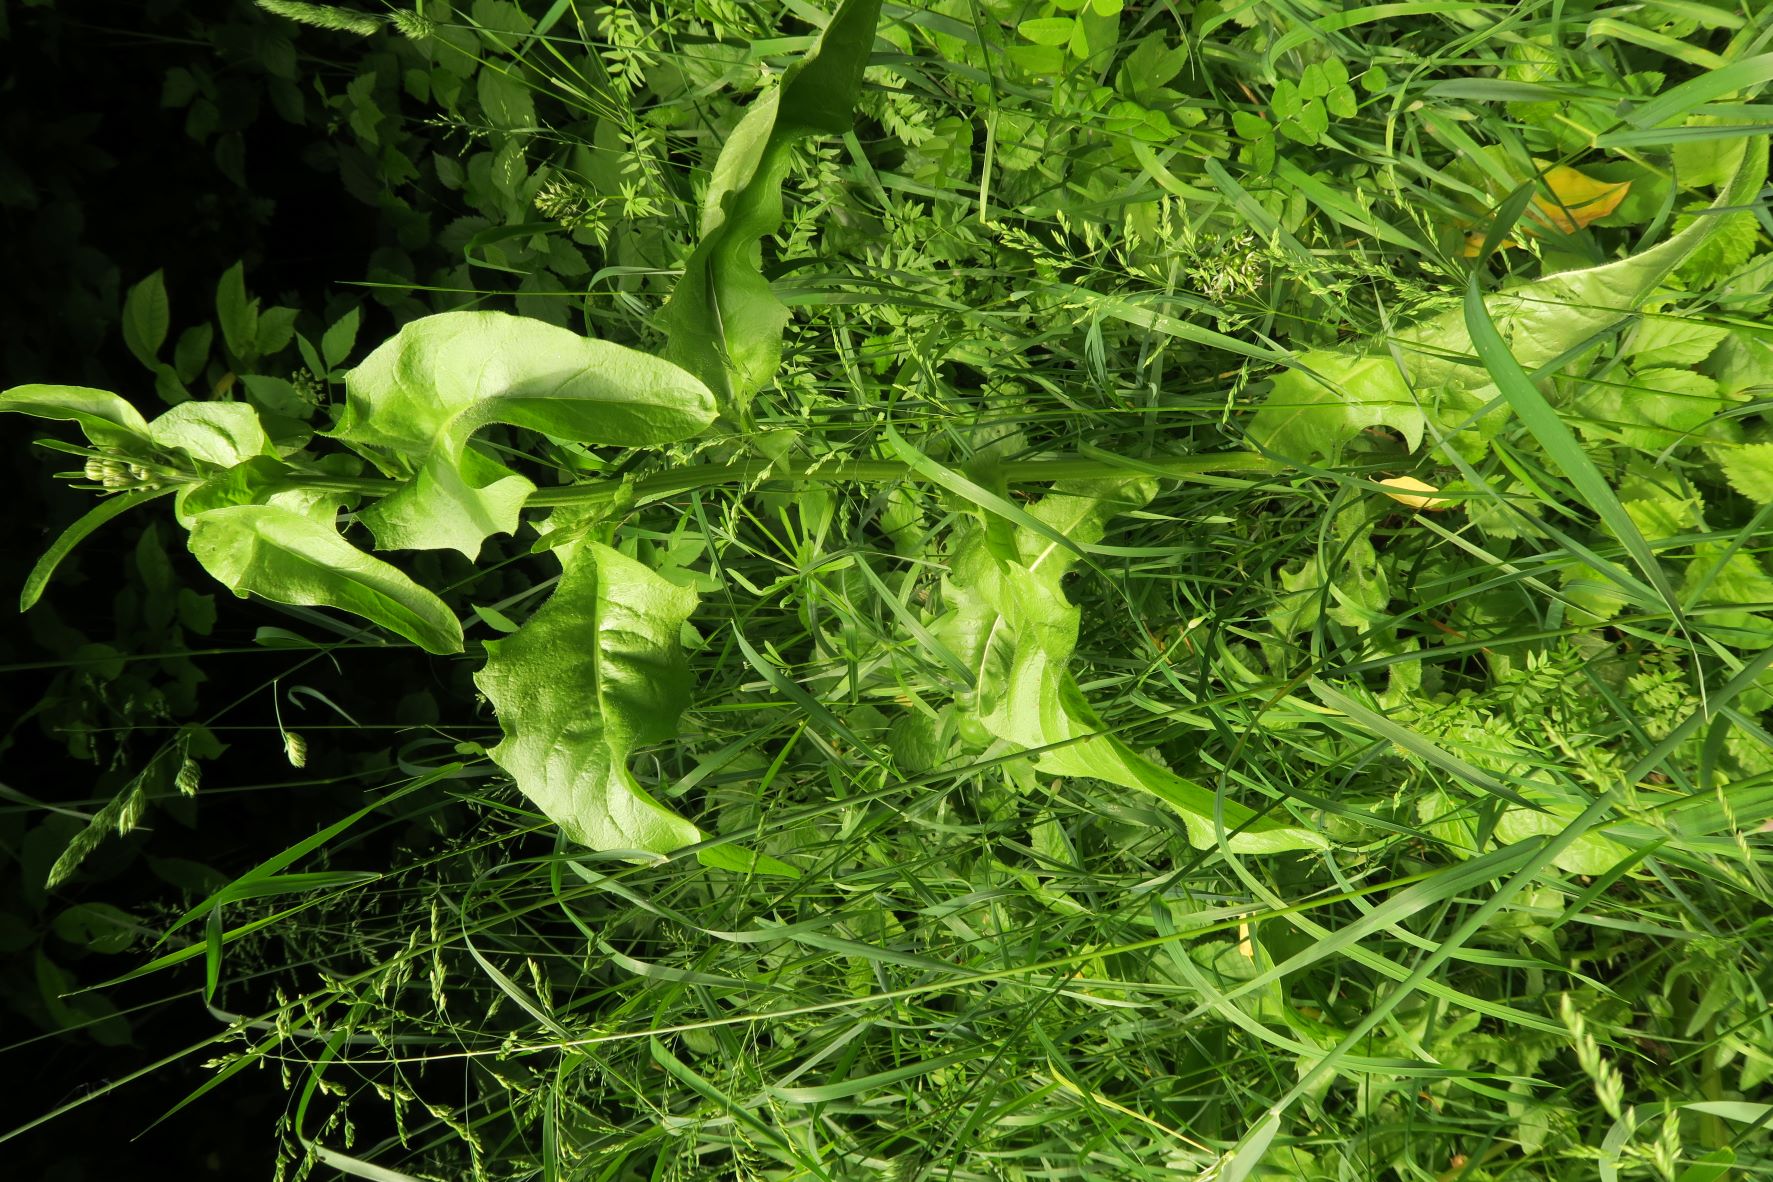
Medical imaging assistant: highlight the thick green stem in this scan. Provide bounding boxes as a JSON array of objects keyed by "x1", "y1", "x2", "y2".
[{"x1": 297, "y1": 450, "x2": 1284, "y2": 508}]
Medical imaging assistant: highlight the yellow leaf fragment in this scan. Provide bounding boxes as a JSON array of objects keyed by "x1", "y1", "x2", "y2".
[
  {"x1": 1378, "y1": 475, "x2": 1453, "y2": 510},
  {"x1": 1458, "y1": 161, "x2": 1630, "y2": 254},
  {"x1": 1529, "y1": 164, "x2": 1631, "y2": 233}
]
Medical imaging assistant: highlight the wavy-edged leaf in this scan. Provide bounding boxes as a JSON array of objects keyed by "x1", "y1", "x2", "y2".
[
  {"x1": 332, "y1": 310, "x2": 716, "y2": 558},
  {"x1": 187, "y1": 504, "x2": 463, "y2": 654},
  {"x1": 1247, "y1": 354, "x2": 1427, "y2": 464},
  {"x1": 1247, "y1": 136, "x2": 1768, "y2": 462},
  {"x1": 935, "y1": 480, "x2": 1326, "y2": 853},
  {"x1": 0, "y1": 384, "x2": 151, "y2": 450},
  {"x1": 473, "y1": 541, "x2": 702, "y2": 857},
  {"x1": 659, "y1": 0, "x2": 881, "y2": 411},
  {"x1": 1398, "y1": 135, "x2": 1768, "y2": 392}
]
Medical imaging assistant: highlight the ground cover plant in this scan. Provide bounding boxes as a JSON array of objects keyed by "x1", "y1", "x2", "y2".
[{"x1": 4, "y1": 0, "x2": 1773, "y2": 1179}]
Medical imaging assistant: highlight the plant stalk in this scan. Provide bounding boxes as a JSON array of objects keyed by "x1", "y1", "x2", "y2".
[{"x1": 295, "y1": 450, "x2": 1285, "y2": 507}]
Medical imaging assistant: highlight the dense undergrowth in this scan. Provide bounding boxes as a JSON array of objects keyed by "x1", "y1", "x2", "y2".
[{"x1": 4, "y1": 1, "x2": 1773, "y2": 1180}]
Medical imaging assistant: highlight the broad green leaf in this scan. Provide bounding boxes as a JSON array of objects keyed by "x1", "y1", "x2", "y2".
[
  {"x1": 321, "y1": 306, "x2": 360, "y2": 369},
  {"x1": 187, "y1": 504, "x2": 463, "y2": 654},
  {"x1": 333, "y1": 311, "x2": 716, "y2": 558},
  {"x1": 1493, "y1": 807, "x2": 1632, "y2": 876},
  {"x1": 1246, "y1": 354, "x2": 1426, "y2": 463},
  {"x1": 122, "y1": 270, "x2": 170, "y2": 371},
  {"x1": 52, "y1": 902, "x2": 138, "y2": 954},
  {"x1": 473, "y1": 541, "x2": 702, "y2": 856},
  {"x1": 659, "y1": 0, "x2": 881, "y2": 412},
  {"x1": 1684, "y1": 542, "x2": 1773, "y2": 643},
  {"x1": 1573, "y1": 367, "x2": 1723, "y2": 453},
  {"x1": 1018, "y1": 16, "x2": 1074, "y2": 46},
  {"x1": 935, "y1": 480, "x2": 1325, "y2": 852},
  {"x1": 1260, "y1": 137, "x2": 1768, "y2": 463},
  {"x1": 147, "y1": 402, "x2": 275, "y2": 468},
  {"x1": 0, "y1": 384, "x2": 151, "y2": 450},
  {"x1": 1397, "y1": 136, "x2": 1768, "y2": 393},
  {"x1": 173, "y1": 323, "x2": 213, "y2": 384},
  {"x1": 1674, "y1": 119, "x2": 1750, "y2": 189},
  {"x1": 215, "y1": 262, "x2": 260, "y2": 360},
  {"x1": 255, "y1": 305, "x2": 300, "y2": 357},
  {"x1": 476, "y1": 66, "x2": 535, "y2": 130},
  {"x1": 240, "y1": 373, "x2": 314, "y2": 419},
  {"x1": 174, "y1": 454, "x2": 346, "y2": 527}
]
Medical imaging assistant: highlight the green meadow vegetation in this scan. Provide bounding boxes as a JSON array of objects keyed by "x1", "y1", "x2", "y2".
[{"x1": 4, "y1": 0, "x2": 1773, "y2": 1178}]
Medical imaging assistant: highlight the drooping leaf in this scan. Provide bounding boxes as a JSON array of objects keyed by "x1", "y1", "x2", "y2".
[
  {"x1": 473, "y1": 541, "x2": 703, "y2": 857},
  {"x1": 1399, "y1": 135, "x2": 1768, "y2": 393},
  {"x1": 659, "y1": 0, "x2": 881, "y2": 412},
  {"x1": 332, "y1": 311, "x2": 716, "y2": 558},
  {"x1": 1249, "y1": 136, "x2": 1768, "y2": 464},
  {"x1": 187, "y1": 504, "x2": 463, "y2": 654},
  {"x1": 934, "y1": 480, "x2": 1326, "y2": 853},
  {"x1": 20, "y1": 488, "x2": 173, "y2": 612},
  {"x1": 0, "y1": 384, "x2": 152, "y2": 450}
]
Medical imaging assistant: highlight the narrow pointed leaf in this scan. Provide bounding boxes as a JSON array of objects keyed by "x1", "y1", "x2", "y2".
[
  {"x1": 187, "y1": 504, "x2": 463, "y2": 654},
  {"x1": 21, "y1": 488, "x2": 173, "y2": 612}
]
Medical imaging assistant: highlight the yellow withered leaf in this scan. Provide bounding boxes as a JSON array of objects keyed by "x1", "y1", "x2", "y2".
[
  {"x1": 1378, "y1": 475, "x2": 1453, "y2": 510},
  {"x1": 1460, "y1": 162, "x2": 1630, "y2": 255},
  {"x1": 1528, "y1": 163, "x2": 1631, "y2": 234}
]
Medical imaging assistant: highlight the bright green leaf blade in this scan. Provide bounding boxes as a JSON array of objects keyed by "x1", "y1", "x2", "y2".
[
  {"x1": 334, "y1": 310, "x2": 716, "y2": 557},
  {"x1": 320, "y1": 306, "x2": 360, "y2": 370},
  {"x1": 770, "y1": 1050, "x2": 981, "y2": 1103},
  {"x1": 1247, "y1": 353, "x2": 1428, "y2": 463},
  {"x1": 0, "y1": 384, "x2": 152, "y2": 449},
  {"x1": 147, "y1": 401, "x2": 274, "y2": 468},
  {"x1": 1627, "y1": 53, "x2": 1773, "y2": 128},
  {"x1": 187, "y1": 504, "x2": 464, "y2": 654},
  {"x1": 936, "y1": 480, "x2": 1324, "y2": 852},
  {"x1": 215, "y1": 261, "x2": 258, "y2": 359},
  {"x1": 473, "y1": 541, "x2": 702, "y2": 857}
]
